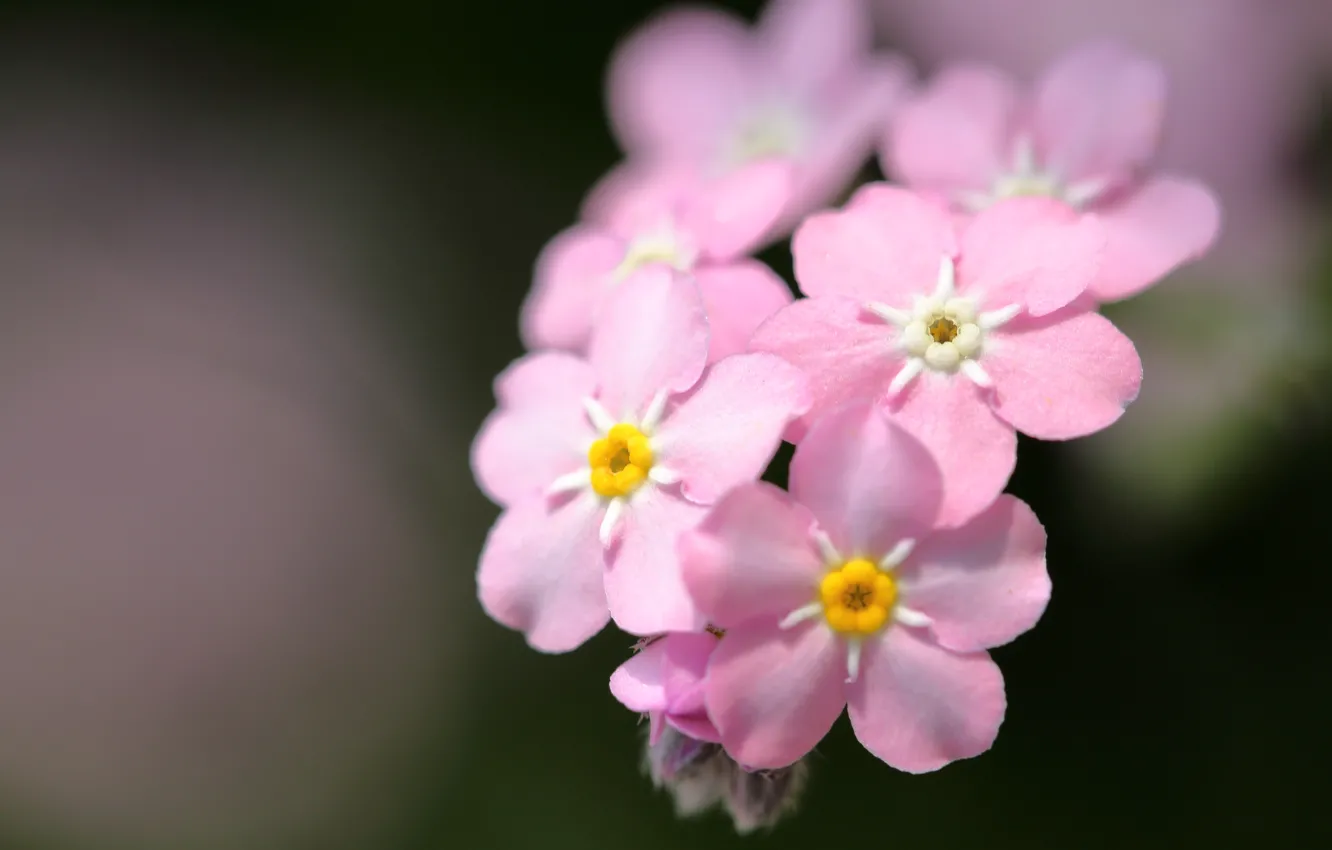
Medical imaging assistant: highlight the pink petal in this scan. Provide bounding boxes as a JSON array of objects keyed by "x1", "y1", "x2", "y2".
[
  {"x1": 607, "y1": 7, "x2": 756, "y2": 158},
  {"x1": 885, "y1": 63, "x2": 1019, "y2": 195},
  {"x1": 898, "y1": 496, "x2": 1049, "y2": 653},
  {"x1": 986, "y1": 309, "x2": 1142, "y2": 440},
  {"x1": 846, "y1": 627, "x2": 1005, "y2": 773},
  {"x1": 694, "y1": 261, "x2": 793, "y2": 363},
  {"x1": 610, "y1": 639, "x2": 670, "y2": 714},
  {"x1": 686, "y1": 159, "x2": 795, "y2": 260},
  {"x1": 789, "y1": 402, "x2": 942, "y2": 559},
  {"x1": 588, "y1": 267, "x2": 709, "y2": 421},
  {"x1": 472, "y1": 353, "x2": 596, "y2": 507},
  {"x1": 705, "y1": 620, "x2": 847, "y2": 770},
  {"x1": 580, "y1": 160, "x2": 684, "y2": 235},
  {"x1": 1033, "y1": 41, "x2": 1166, "y2": 186},
  {"x1": 679, "y1": 482, "x2": 825, "y2": 628},
  {"x1": 605, "y1": 488, "x2": 710, "y2": 636},
  {"x1": 477, "y1": 494, "x2": 608, "y2": 653},
  {"x1": 749, "y1": 296, "x2": 903, "y2": 442},
  {"x1": 654, "y1": 353, "x2": 810, "y2": 505},
  {"x1": 520, "y1": 226, "x2": 625, "y2": 352},
  {"x1": 758, "y1": 0, "x2": 873, "y2": 93},
  {"x1": 1087, "y1": 176, "x2": 1222, "y2": 302},
  {"x1": 792, "y1": 183, "x2": 957, "y2": 303},
  {"x1": 957, "y1": 197, "x2": 1104, "y2": 316},
  {"x1": 886, "y1": 374, "x2": 1016, "y2": 529},
  {"x1": 661, "y1": 633, "x2": 720, "y2": 721},
  {"x1": 667, "y1": 713, "x2": 722, "y2": 744}
]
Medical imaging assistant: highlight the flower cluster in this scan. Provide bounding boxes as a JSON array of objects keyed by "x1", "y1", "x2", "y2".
[{"x1": 470, "y1": 0, "x2": 1219, "y2": 833}]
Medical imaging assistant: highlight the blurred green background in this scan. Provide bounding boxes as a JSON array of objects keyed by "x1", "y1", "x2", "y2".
[{"x1": 0, "y1": 1, "x2": 1329, "y2": 848}]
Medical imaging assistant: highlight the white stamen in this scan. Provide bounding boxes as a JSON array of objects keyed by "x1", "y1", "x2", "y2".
[
  {"x1": 813, "y1": 529, "x2": 842, "y2": 566},
  {"x1": 648, "y1": 466, "x2": 680, "y2": 486},
  {"x1": 887, "y1": 358, "x2": 924, "y2": 396},
  {"x1": 894, "y1": 607, "x2": 933, "y2": 628},
  {"x1": 953, "y1": 323, "x2": 982, "y2": 357},
  {"x1": 778, "y1": 603, "x2": 823, "y2": 630},
  {"x1": 912, "y1": 293, "x2": 944, "y2": 317},
  {"x1": 924, "y1": 341, "x2": 961, "y2": 371},
  {"x1": 943, "y1": 297, "x2": 977, "y2": 325},
  {"x1": 845, "y1": 640, "x2": 863, "y2": 684},
  {"x1": 583, "y1": 397, "x2": 617, "y2": 434},
  {"x1": 978, "y1": 303, "x2": 1022, "y2": 330},
  {"x1": 933, "y1": 256, "x2": 956, "y2": 300},
  {"x1": 639, "y1": 390, "x2": 670, "y2": 433},
  {"x1": 599, "y1": 499, "x2": 624, "y2": 547},
  {"x1": 900, "y1": 321, "x2": 931, "y2": 356},
  {"x1": 1064, "y1": 176, "x2": 1110, "y2": 208},
  {"x1": 880, "y1": 538, "x2": 916, "y2": 569},
  {"x1": 866, "y1": 301, "x2": 912, "y2": 326},
  {"x1": 961, "y1": 360, "x2": 993, "y2": 388},
  {"x1": 546, "y1": 470, "x2": 588, "y2": 497},
  {"x1": 1011, "y1": 135, "x2": 1037, "y2": 176}
]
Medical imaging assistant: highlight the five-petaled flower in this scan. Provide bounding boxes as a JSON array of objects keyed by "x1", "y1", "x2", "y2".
[
  {"x1": 885, "y1": 41, "x2": 1221, "y2": 303},
  {"x1": 679, "y1": 403, "x2": 1051, "y2": 773},
  {"x1": 473, "y1": 267, "x2": 810, "y2": 651},
  {"x1": 751, "y1": 184, "x2": 1143, "y2": 527}
]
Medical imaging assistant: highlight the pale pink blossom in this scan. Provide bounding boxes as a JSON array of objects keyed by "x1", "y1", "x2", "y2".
[
  {"x1": 680, "y1": 403, "x2": 1050, "y2": 772},
  {"x1": 750, "y1": 184, "x2": 1141, "y2": 527},
  {"x1": 473, "y1": 268, "x2": 809, "y2": 650},
  {"x1": 884, "y1": 41, "x2": 1220, "y2": 303},
  {"x1": 521, "y1": 161, "x2": 793, "y2": 361},
  {"x1": 611, "y1": 632, "x2": 722, "y2": 746},
  {"x1": 602, "y1": 0, "x2": 911, "y2": 240}
]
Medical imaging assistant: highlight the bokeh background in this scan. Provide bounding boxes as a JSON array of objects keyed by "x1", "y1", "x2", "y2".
[{"x1": 0, "y1": 1, "x2": 1329, "y2": 847}]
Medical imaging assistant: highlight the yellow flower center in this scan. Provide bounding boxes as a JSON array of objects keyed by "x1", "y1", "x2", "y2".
[
  {"x1": 588, "y1": 423, "x2": 654, "y2": 498},
  {"x1": 820, "y1": 558, "x2": 897, "y2": 636},
  {"x1": 927, "y1": 316, "x2": 959, "y2": 343}
]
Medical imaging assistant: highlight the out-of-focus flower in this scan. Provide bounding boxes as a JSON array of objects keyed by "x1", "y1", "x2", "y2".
[
  {"x1": 603, "y1": 0, "x2": 912, "y2": 240},
  {"x1": 751, "y1": 185, "x2": 1140, "y2": 526},
  {"x1": 611, "y1": 632, "x2": 722, "y2": 745},
  {"x1": 473, "y1": 268, "x2": 809, "y2": 648},
  {"x1": 886, "y1": 42, "x2": 1220, "y2": 302},
  {"x1": 522, "y1": 160, "x2": 793, "y2": 361},
  {"x1": 680, "y1": 403, "x2": 1049, "y2": 772}
]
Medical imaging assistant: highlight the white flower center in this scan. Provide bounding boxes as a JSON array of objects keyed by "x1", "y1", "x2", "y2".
[
  {"x1": 722, "y1": 101, "x2": 810, "y2": 168},
  {"x1": 613, "y1": 222, "x2": 698, "y2": 281},
  {"x1": 865, "y1": 256, "x2": 1021, "y2": 396},
  {"x1": 959, "y1": 135, "x2": 1110, "y2": 212}
]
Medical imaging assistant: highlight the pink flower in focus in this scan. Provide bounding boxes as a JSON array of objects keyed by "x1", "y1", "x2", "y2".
[
  {"x1": 473, "y1": 268, "x2": 810, "y2": 650},
  {"x1": 680, "y1": 403, "x2": 1050, "y2": 772},
  {"x1": 751, "y1": 184, "x2": 1142, "y2": 527},
  {"x1": 885, "y1": 42, "x2": 1221, "y2": 302},
  {"x1": 603, "y1": 0, "x2": 912, "y2": 239},
  {"x1": 522, "y1": 161, "x2": 794, "y2": 362},
  {"x1": 611, "y1": 632, "x2": 722, "y2": 747}
]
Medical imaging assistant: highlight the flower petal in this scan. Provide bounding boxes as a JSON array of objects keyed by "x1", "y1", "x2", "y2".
[
  {"x1": 661, "y1": 632, "x2": 720, "y2": 720},
  {"x1": 792, "y1": 183, "x2": 957, "y2": 303},
  {"x1": 520, "y1": 226, "x2": 625, "y2": 352},
  {"x1": 589, "y1": 267, "x2": 710, "y2": 421},
  {"x1": 958, "y1": 197, "x2": 1104, "y2": 316},
  {"x1": 477, "y1": 494, "x2": 608, "y2": 653},
  {"x1": 705, "y1": 620, "x2": 847, "y2": 770},
  {"x1": 1087, "y1": 176, "x2": 1222, "y2": 302},
  {"x1": 847, "y1": 627, "x2": 1005, "y2": 773},
  {"x1": 1033, "y1": 41, "x2": 1166, "y2": 186},
  {"x1": 898, "y1": 496, "x2": 1049, "y2": 653},
  {"x1": 686, "y1": 159, "x2": 795, "y2": 260},
  {"x1": 886, "y1": 374, "x2": 1016, "y2": 529},
  {"x1": 610, "y1": 639, "x2": 670, "y2": 714},
  {"x1": 789, "y1": 402, "x2": 942, "y2": 559},
  {"x1": 605, "y1": 488, "x2": 710, "y2": 635},
  {"x1": 885, "y1": 63, "x2": 1019, "y2": 195},
  {"x1": 472, "y1": 353, "x2": 596, "y2": 507},
  {"x1": 986, "y1": 309, "x2": 1142, "y2": 440},
  {"x1": 607, "y1": 7, "x2": 756, "y2": 158},
  {"x1": 654, "y1": 353, "x2": 810, "y2": 504},
  {"x1": 680, "y1": 482, "x2": 826, "y2": 627},
  {"x1": 758, "y1": 0, "x2": 873, "y2": 93},
  {"x1": 748, "y1": 295, "x2": 904, "y2": 442},
  {"x1": 693, "y1": 261, "x2": 793, "y2": 363}
]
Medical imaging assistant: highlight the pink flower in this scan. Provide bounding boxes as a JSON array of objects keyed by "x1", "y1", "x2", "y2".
[
  {"x1": 885, "y1": 41, "x2": 1221, "y2": 302},
  {"x1": 750, "y1": 184, "x2": 1142, "y2": 526},
  {"x1": 603, "y1": 0, "x2": 912, "y2": 240},
  {"x1": 521, "y1": 161, "x2": 794, "y2": 362},
  {"x1": 679, "y1": 403, "x2": 1051, "y2": 773},
  {"x1": 611, "y1": 632, "x2": 722, "y2": 747},
  {"x1": 473, "y1": 267, "x2": 810, "y2": 651}
]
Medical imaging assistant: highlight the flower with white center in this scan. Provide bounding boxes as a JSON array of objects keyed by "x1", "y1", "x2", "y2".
[
  {"x1": 751, "y1": 183, "x2": 1143, "y2": 527},
  {"x1": 473, "y1": 267, "x2": 809, "y2": 651},
  {"x1": 679, "y1": 403, "x2": 1050, "y2": 773},
  {"x1": 603, "y1": 0, "x2": 912, "y2": 243},
  {"x1": 884, "y1": 41, "x2": 1220, "y2": 303}
]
